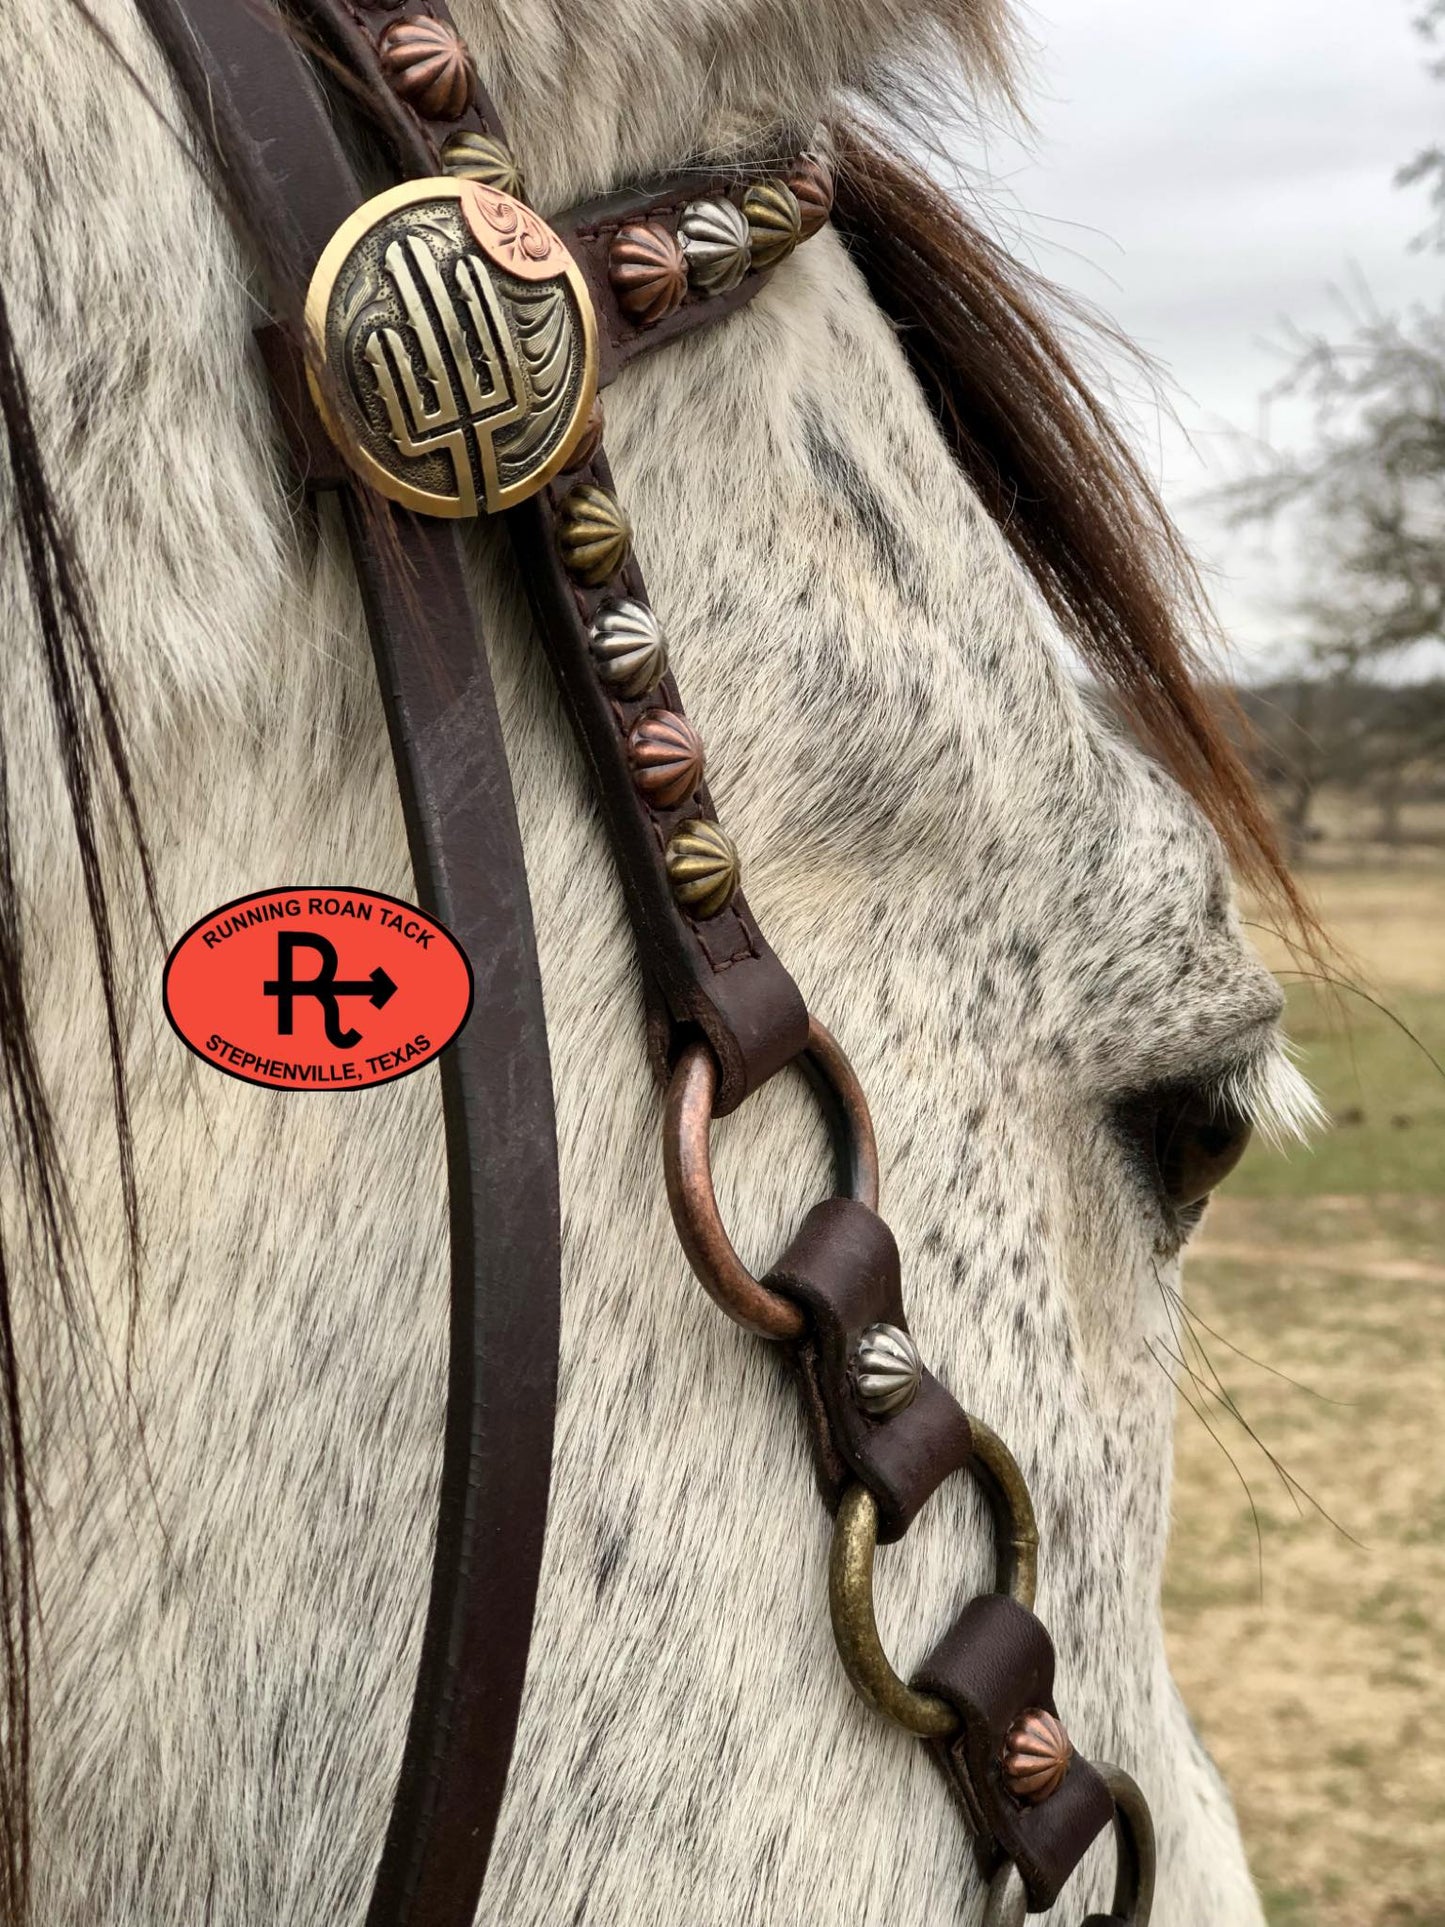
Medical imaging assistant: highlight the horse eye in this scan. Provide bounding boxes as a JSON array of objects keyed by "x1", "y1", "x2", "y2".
[{"x1": 1152, "y1": 1091, "x2": 1253, "y2": 1209}]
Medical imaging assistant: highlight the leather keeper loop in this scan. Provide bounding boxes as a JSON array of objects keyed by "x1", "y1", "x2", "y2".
[
  {"x1": 913, "y1": 1594, "x2": 1115, "y2": 1911},
  {"x1": 765, "y1": 1197, "x2": 974, "y2": 1541}
]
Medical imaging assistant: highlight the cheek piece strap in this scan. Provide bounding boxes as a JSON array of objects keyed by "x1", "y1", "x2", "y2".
[{"x1": 131, "y1": 2, "x2": 1154, "y2": 1921}]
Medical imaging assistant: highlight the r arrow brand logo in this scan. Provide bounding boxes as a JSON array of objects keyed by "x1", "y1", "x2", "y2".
[
  {"x1": 162, "y1": 887, "x2": 473, "y2": 1092},
  {"x1": 263, "y1": 933, "x2": 399, "y2": 1049}
]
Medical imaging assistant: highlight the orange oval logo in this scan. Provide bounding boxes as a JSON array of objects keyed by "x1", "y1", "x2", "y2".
[{"x1": 163, "y1": 887, "x2": 473, "y2": 1091}]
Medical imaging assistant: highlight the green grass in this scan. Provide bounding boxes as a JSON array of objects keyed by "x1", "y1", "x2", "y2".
[{"x1": 1231, "y1": 984, "x2": 1445, "y2": 1198}]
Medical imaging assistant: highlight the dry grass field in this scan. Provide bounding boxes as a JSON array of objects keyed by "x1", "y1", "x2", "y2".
[{"x1": 1164, "y1": 851, "x2": 1445, "y2": 1925}]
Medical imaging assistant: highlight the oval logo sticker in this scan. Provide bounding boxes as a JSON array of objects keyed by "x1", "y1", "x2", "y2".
[{"x1": 163, "y1": 887, "x2": 473, "y2": 1091}]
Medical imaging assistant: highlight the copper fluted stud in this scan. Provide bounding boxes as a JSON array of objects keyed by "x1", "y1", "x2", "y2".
[
  {"x1": 377, "y1": 17, "x2": 474, "y2": 121},
  {"x1": 787, "y1": 155, "x2": 835, "y2": 239},
  {"x1": 1001, "y1": 1709, "x2": 1073, "y2": 1806},
  {"x1": 743, "y1": 181, "x2": 803, "y2": 271},
  {"x1": 558, "y1": 485, "x2": 632, "y2": 585},
  {"x1": 440, "y1": 130, "x2": 525, "y2": 199},
  {"x1": 563, "y1": 399, "x2": 604, "y2": 472},
  {"x1": 609, "y1": 223, "x2": 689, "y2": 326},
  {"x1": 628, "y1": 711, "x2": 705, "y2": 808},
  {"x1": 665, "y1": 820, "x2": 740, "y2": 919}
]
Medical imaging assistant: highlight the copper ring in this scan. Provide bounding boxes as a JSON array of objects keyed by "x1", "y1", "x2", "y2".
[{"x1": 663, "y1": 1016, "x2": 879, "y2": 1340}]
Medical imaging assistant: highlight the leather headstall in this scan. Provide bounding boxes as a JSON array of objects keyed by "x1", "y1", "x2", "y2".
[{"x1": 135, "y1": 3, "x2": 1158, "y2": 1922}]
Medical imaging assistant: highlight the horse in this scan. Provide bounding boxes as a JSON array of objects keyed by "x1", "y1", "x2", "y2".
[{"x1": 0, "y1": 0, "x2": 1319, "y2": 1920}]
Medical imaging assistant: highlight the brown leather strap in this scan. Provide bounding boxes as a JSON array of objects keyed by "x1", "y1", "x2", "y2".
[
  {"x1": 913, "y1": 1596, "x2": 1115, "y2": 1910},
  {"x1": 132, "y1": 7, "x2": 560, "y2": 1926},
  {"x1": 508, "y1": 450, "x2": 810, "y2": 1109},
  {"x1": 765, "y1": 1198, "x2": 974, "y2": 1542},
  {"x1": 301, "y1": 0, "x2": 811, "y2": 1112}
]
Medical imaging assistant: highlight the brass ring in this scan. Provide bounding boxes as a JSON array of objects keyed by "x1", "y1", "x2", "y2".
[
  {"x1": 982, "y1": 1866, "x2": 1028, "y2": 1927},
  {"x1": 827, "y1": 1432, "x2": 1038, "y2": 1739},
  {"x1": 663, "y1": 1016, "x2": 879, "y2": 1340},
  {"x1": 828, "y1": 1484, "x2": 960, "y2": 1738},
  {"x1": 981, "y1": 1764, "x2": 1154, "y2": 1923},
  {"x1": 966, "y1": 1417, "x2": 1039, "y2": 1611},
  {"x1": 1095, "y1": 1763, "x2": 1156, "y2": 1923}
]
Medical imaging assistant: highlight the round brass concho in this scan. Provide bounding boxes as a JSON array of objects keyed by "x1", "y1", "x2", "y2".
[{"x1": 304, "y1": 178, "x2": 599, "y2": 517}]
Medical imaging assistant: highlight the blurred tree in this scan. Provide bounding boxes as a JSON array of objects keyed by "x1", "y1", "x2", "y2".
[
  {"x1": 1398, "y1": 0, "x2": 1445, "y2": 251},
  {"x1": 1214, "y1": 4, "x2": 1445, "y2": 851}
]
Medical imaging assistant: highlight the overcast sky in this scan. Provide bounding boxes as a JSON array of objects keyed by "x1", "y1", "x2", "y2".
[{"x1": 957, "y1": 0, "x2": 1442, "y2": 677}]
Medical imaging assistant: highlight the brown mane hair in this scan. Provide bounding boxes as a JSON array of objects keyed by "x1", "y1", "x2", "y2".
[{"x1": 829, "y1": 120, "x2": 1310, "y2": 931}]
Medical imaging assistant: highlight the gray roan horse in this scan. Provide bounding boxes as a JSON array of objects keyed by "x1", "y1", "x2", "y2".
[{"x1": 0, "y1": 0, "x2": 1320, "y2": 1922}]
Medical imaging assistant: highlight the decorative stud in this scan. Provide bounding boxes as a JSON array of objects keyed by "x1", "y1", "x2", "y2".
[
  {"x1": 564, "y1": 399, "x2": 605, "y2": 472},
  {"x1": 589, "y1": 598, "x2": 668, "y2": 696},
  {"x1": 440, "y1": 130, "x2": 525, "y2": 199},
  {"x1": 1001, "y1": 1709, "x2": 1074, "y2": 1806},
  {"x1": 609, "y1": 222, "x2": 689, "y2": 326},
  {"x1": 376, "y1": 17, "x2": 475, "y2": 120},
  {"x1": 743, "y1": 181, "x2": 803, "y2": 271},
  {"x1": 665, "y1": 820, "x2": 740, "y2": 919},
  {"x1": 850, "y1": 1323, "x2": 923, "y2": 1417},
  {"x1": 558, "y1": 485, "x2": 631, "y2": 585},
  {"x1": 787, "y1": 155, "x2": 835, "y2": 239},
  {"x1": 679, "y1": 197, "x2": 751, "y2": 294},
  {"x1": 628, "y1": 711, "x2": 705, "y2": 807}
]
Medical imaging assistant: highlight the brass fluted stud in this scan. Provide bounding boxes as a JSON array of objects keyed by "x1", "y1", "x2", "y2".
[
  {"x1": 743, "y1": 181, "x2": 803, "y2": 271},
  {"x1": 558, "y1": 485, "x2": 632, "y2": 585},
  {"x1": 665, "y1": 819, "x2": 740, "y2": 919},
  {"x1": 609, "y1": 222, "x2": 689, "y2": 326},
  {"x1": 589, "y1": 598, "x2": 668, "y2": 696},
  {"x1": 787, "y1": 155, "x2": 835, "y2": 239},
  {"x1": 376, "y1": 17, "x2": 474, "y2": 121},
  {"x1": 1001, "y1": 1709, "x2": 1073, "y2": 1806},
  {"x1": 628, "y1": 710, "x2": 705, "y2": 807},
  {"x1": 440, "y1": 130, "x2": 525, "y2": 199}
]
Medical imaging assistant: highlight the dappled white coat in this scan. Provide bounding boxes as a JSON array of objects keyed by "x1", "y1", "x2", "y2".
[{"x1": 1, "y1": 0, "x2": 1310, "y2": 1921}]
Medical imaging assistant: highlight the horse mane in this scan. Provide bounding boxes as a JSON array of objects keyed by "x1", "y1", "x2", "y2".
[
  {"x1": 0, "y1": 274, "x2": 158, "y2": 1925},
  {"x1": 829, "y1": 120, "x2": 1310, "y2": 930}
]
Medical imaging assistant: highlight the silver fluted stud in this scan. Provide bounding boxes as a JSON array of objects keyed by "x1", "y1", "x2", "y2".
[
  {"x1": 679, "y1": 196, "x2": 751, "y2": 294},
  {"x1": 850, "y1": 1323, "x2": 923, "y2": 1416}
]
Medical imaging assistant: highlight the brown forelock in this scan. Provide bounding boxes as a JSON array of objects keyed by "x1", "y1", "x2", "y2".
[{"x1": 828, "y1": 119, "x2": 1317, "y2": 945}]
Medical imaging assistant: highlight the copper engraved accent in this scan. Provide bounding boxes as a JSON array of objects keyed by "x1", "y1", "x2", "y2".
[
  {"x1": 787, "y1": 155, "x2": 835, "y2": 239},
  {"x1": 665, "y1": 819, "x2": 739, "y2": 918},
  {"x1": 304, "y1": 178, "x2": 599, "y2": 517},
  {"x1": 459, "y1": 180, "x2": 561, "y2": 279},
  {"x1": 558, "y1": 485, "x2": 632, "y2": 584},
  {"x1": 627, "y1": 710, "x2": 705, "y2": 807},
  {"x1": 743, "y1": 181, "x2": 803, "y2": 271},
  {"x1": 1001, "y1": 1709, "x2": 1074, "y2": 1805},
  {"x1": 377, "y1": 16, "x2": 474, "y2": 120},
  {"x1": 441, "y1": 130, "x2": 526, "y2": 200},
  {"x1": 608, "y1": 222, "x2": 689, "y2": 326}
]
